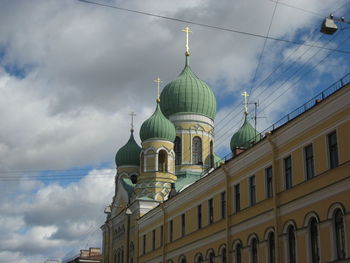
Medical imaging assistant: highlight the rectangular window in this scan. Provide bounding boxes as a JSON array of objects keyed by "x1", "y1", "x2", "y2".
[
  {"x1": 221, "y1": 191, "x2": 226, "y2": 219},
  {"x1": 208, "y1": 198, "x2": 214, "y2": 224},
  {"x1": 284, "y1": 156, "x2": 292, "y2": 189},
  {"x1": 169, "y1": 220, "x2": 173, "y2": 242},
  {"x1": 197, "y1": 205, "x2": 202, "y2": 229},
  {"x1": 235, "y1": 184, "x2": 240, "y2": 212},
  {"x1": 142, "y1": 234, "x2": 146, "y2": 255},
  {"x1": 160, "y1": 225, "x2": 163, "y2": 246},
  {"x1": 249, "y1": 176, "x2": 256, "y2": 206},
  {"x1": 181, "y1": 213, "x2": 185, "y2": 237},
  {"x1": 152, "y1": 229, "x2": 156, "y2": 250},
  {"x1": 328, "y1": 131, "x2": 339, "y2": 169},
  {"x1": 265, "y1": 166, "x2": 273, "y2": 198},
  {"x1": 305, "y1": 144, "x2": 314, "y2": 180}
]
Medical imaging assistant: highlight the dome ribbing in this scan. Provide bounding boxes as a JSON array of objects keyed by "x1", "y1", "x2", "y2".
[
  {"x1": 230, "y1": 114, "x2": 261, "y2": 151},
  {"x1": 115, "y1": 130, "x2": 141, "y2": 166},
  {"x1": 160, "y1": 56, "x2": 216, "y2": 120},
  {"x1": 140, "y1": 103, "x2": 176, "y2": 142}
]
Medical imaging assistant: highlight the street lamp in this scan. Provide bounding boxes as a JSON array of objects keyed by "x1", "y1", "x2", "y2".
[{"x1": 321, "y1": 14, "x2": 350, "y2": 35}]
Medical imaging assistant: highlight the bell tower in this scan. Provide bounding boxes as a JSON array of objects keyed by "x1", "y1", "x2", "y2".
[{"x1": 134, "y1": 78, "x2": 177, "y2": 203}]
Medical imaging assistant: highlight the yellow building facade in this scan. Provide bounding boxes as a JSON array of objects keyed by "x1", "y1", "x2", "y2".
[{"x1": 102, "y1": 32, "x2": 350, "y2": 263}]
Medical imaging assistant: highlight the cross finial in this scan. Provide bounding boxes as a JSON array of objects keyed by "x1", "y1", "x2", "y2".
[
  {"x1": 181, "y1": 26, "x2": 192, "y2": 56},
  {"x1": 154, "y1": 77, "x2": 162, "y2": 103},
  {"x1": 129, "y1": 112, "x2": 136, "y2": 132},
  {"x1": 241, "y1": 91, "x2": 249, "y2": 115}
]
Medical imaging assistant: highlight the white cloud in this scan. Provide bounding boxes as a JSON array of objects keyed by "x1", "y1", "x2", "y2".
[
  {"x1": 0, "y1": 169, "x2": 114, "y2": 261},
  {"x1": 0, "y1": 0, "x2": 349, "y2": 261}
]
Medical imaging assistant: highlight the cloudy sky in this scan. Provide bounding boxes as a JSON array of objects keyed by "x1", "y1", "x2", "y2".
[{"x1": 0, "y1": 0, "x2": 350, "y2": 261}]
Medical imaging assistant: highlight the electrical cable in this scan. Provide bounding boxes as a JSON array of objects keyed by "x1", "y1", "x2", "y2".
[
  {"x1": 268, "y1": 0, "x2": 325, "y2": 17},
  {"x1": 252, "y1": 0, "x2": 279, "y2": 84},
  {"x1": 77, "y1": 0, "x2": 350, "y2": 54},
  {"x1": 213, "y1": 31, "x2": 341, "y2": 150}
]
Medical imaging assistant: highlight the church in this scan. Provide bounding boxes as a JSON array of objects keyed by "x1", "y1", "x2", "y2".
[{"x1": 101, "y1": 27, "x2": 350, "y2": 263}]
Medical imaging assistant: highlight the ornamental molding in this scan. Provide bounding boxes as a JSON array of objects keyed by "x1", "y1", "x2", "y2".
[{"x1": 169, "y1": 113, "x2": 214, "y2": 127}]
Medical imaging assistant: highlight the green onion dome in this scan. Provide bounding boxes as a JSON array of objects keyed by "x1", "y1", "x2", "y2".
[
  {"x1": 230, "y1": 114, "x2": 261, "y2": 151},
  {"x1": 115, "y1": 130, "x2": 141, "y2": 166},
  {"x1": 160, "y1": 56, "x2": 216, "y2": 120},
  {"x1": 140, "y1": 102, "x2": 176, "y2": 142}
]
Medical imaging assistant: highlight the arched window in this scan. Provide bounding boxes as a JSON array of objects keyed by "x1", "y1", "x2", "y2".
[
  {"x1": 221, "y1": 248, "x2": 227, "y2": 263},
  {"x1": 210, "y1": 140, "x2": 214, "y2": 167},
  {"x1": 334, "y1": 209, "x2": 346, "y2": 259},
  {"x1": 179, "y1": 256, "x2": 186, "y2": 263},
  {"x1": 195, "y1": 254, "x2": 203, "y2": 263},
  {"x1": 174, "y1": 137, "x2": 182, "y2": 165},
  {"x1": 209, "y1": 252, "x2": 215, "y2": 263},
  {"x1": 158, "y1": 150, "x2": 168, "y2": 172},
  {"x1": 235, "y1": 243, "x2": 242, "y2": 263},
  {"x1": 206, "y1": 250, "x2": 215, "y2": 263},
  {"x1": 287, "y1": 225, "x2": 296, "y2": 263},
  {"x1": 192, "y1": 137, "x2": 202, "y2": 165},
  {"x1": 121, "y1": 249, "x2": 124, "y2": 263},
  {"x1": 251, "y1": 238, "x2": 258, "y2": 263},
  {"x1": 114, "y1": 253, "x2": 117, "y2": 263},
  {"x1": 268, "y1": 232, "x2": 275, "y2": 263},
  {"x1": 309, "y1": 218, "x2": 319, "y2": 263},
  {"x1": 117, "y1": 250, "x2": 121, "y2": 263}
]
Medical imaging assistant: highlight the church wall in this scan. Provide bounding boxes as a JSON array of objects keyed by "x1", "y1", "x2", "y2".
[
  {"x1": 130, "y1": 84, "x2": 350, "y2": 263},
  {"x1": 173, "y1": 118, "x2": 214, "y2": 171},
  {"x1": 102, "y1": 77, "x2": 350, "y2": 263}
]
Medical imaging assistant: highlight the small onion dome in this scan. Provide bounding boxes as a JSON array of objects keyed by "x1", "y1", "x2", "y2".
[
  {"x1": 160, "y1": 56, "x2": 216, "y2": 120},
  {"x1": 140, "y1": 103, "x2": 176, "y2": 142},
  {"x1": 230, "y1": 114, "x2": 261, "y2": 151},
  {"x1": 115, "y1": 130, "x2": 141, "y2": 167}
]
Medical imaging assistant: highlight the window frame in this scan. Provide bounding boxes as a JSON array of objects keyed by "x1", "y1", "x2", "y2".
[
  {"x1": 250, "y1": 237, "x2": 258, "y2": 263},
  {"x1": 221, "y1": 191, "x2": 226, "y2": 219},
  {"x1": 152, "y1": 229, "x2": 156, "y2": 250},
  {"x1": 284, "y1": 155, "x2": 292, "y2": 190},
  {"x1": 334, "y1": 209, "x2": 346, "y2": 260},
  {"x1": 267, "y1": 232, "x2": 275, "y2": 263},
  {"x1": 309, "y1": 218, "x2": 320, "y2": 263},
  {"x1": 197, "y1": 204, "x2": 202, "y2": 229},
  {"x1": 181, "y1": 213, "x2": 186, "y2": 237},
  {"x1": 208, "y1": 198, "x2": 214, "y2": 224},
  {"x1": 328, "y1": 131, "x2": 339, "y2": 169},
  {"x1": 235, "y1": 184, "x2": 240, "y2": 212},
  {"x1": 192, "y1": 136, "x2": 202, "y2": 165},
  {"x1": 235, "y1": 242, "x2": 242, "y2": 263},
  {"x1": 142, "y1": 234, "x2": 146, "y2": 255},
  {"x1": 169, "y1": 220, "x2": 173, "y2": 242},
  {"x1": 265, "y1": 166, "x2": 273, "y2": 199},
  {"x1": 249, "y1": 176, "x2": 256, "y2": 206},
  {"x1": 304, "y1": 144, "x2": 315, "y2": 180},
  {"x1": 160, "y1": 225, "x2": 163, "y2": 246},
  {"x1": 174, "y1": 136, "x2": 182, "y2": 165},
  {"x1": 158, "y1": 149, "x2": 168, "y2": 172},
  {"x1": 287, "y1": 225, "x2": 296, "y2": 263}
]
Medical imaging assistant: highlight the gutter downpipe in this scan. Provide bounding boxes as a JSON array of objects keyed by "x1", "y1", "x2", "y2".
[
  {"x1": 267, "y1": 132, "x2": 280, "y2": 263},
  {"x1": 222, "y1": 163, "x2": 231, "y2": 263}
]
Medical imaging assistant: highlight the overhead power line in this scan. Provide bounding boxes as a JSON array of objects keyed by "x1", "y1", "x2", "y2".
[
  {"x1": 252, "y1": 0, "x2": 279, "y2": 84},
  {"x1": 77, "y1": 0, "x2": 350, "y2": 54},
  {"x1": 269, "y1": 0, "x2": 325, "y2": 17}
]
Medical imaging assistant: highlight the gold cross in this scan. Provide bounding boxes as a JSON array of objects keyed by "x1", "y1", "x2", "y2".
[
  {"x1": 154, "y1": 77, "x2": 162, "y2": 102},
  {"x1": 129, "y1": 112, "x2": 136, "y2": 131},
  {"x1": 181, "y1": 26, "x2": 192, "y2": 55},
  {"x1": 241, "y1": 91, "x2": 249, "y2": 114}
]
